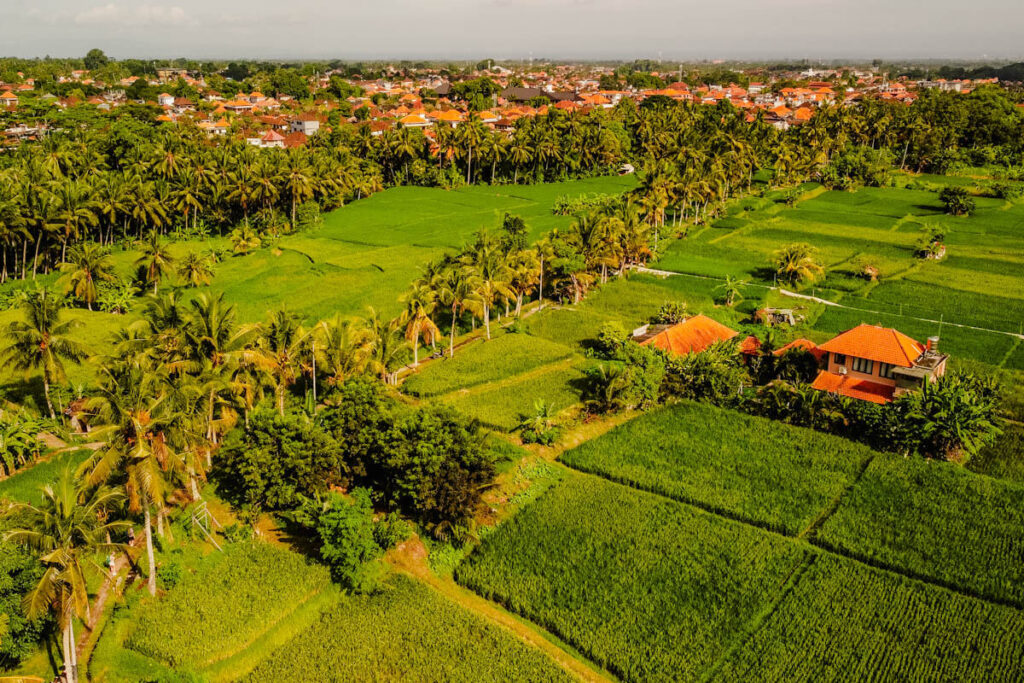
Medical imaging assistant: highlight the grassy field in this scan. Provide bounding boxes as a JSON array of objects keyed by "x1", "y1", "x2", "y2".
[
  {"x1": 0, "y1": 449, "x2": 91, "y2": 504},
  {"x1": 245, "y1": 574, "x2": 572, "y2": 683},
  {"x1": 122, "y1": 542, "x2": 333, "y2": 674},
  {"x1": 651, "y1": 178, "x2": 1024, "y2": 367},
  {"x1": 0, "y1": 177, "x2": 635, "y2": 397},
  {"x1": 456, "y1": 474, "x2": 807, "y2": 682},
  {"x1": 814, "y1": 454, "x2": 1024, "y2": 606},
  {"x1": 561, "y1": 400, "x2": 875, "y2": 535},
  {"x1": 439, "y1": 360, "x2": 587, "y2": 431},
  {"x1": 713, "y1": 553, "x2": 1024, "y2": 682},
  {"x1": 402, "y1": 331, "x2": 574, "y2": 398}
]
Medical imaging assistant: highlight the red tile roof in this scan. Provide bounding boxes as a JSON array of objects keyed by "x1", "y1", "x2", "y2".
[
  {"x1": 817, "y1": 324, "x2": 924, "y2": 367},
  {"x1": 774, "y1": 338, "x2": 825, "y2": 361},
  {"x1": 738, "y1": 335, "x2": 761, "y2": 355},
  {"x1": 811, "y1": 371, "x2": 894, "y2": 404},
  {"x1": 639, "y1": 315, "x2": 738, "y2": 356}
]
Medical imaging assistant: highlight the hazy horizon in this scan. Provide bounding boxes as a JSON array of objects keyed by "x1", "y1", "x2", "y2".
[{"x1": 6, "y1": 0, "x2": 1024, "y2": 63}]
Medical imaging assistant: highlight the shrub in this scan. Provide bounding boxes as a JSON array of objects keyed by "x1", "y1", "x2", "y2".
[
  {"x1": 594, "y1": 321, "x2": 629, "y2": 358},
  {"x1": 373, "y1": 512, "x2": 412, "y2": 550},
  {"x1": 939, "y1": 186, "x2": 976, "y2": 216},
  {"x1": 651, "y1": 301, "x2": 687, "y2": 325},
  {"x1": 313, "y1": 489, "x2": 383, "y2": 592}
]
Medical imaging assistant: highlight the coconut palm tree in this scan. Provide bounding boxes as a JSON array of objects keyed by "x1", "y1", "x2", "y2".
[
  {"x1": 0, "y1": 289, "x2": 87, "y2": 419},
  {"x1": 58, "y1": 242, "x2": 116, "y2": 311},
  {"x1": 281, "y1": 150, "x2": 314, "y2": 231},
  {"x1": 366, "y1": 308, "x2": 405, "y2": 385},
  {"x1": 401, "y1": 282, "x2": 440, "y2": 367},
  {"x1": 243, "y1": 309, "x2": 308, "y2": 415},
  {"x1": 468, "y1": 248, "x2": 513, "y2": 340},
  {"x1": 4, "y1": 468, "x2": 128, "y2": 683},
  {"x1": 81, "y1": 362, "x2": 186, "y2": 596},
  {"x1": 437, "y1": 265, "x2": 481, "y2": 357},
  {"x1": 176, "y1": 251, "x2": 214, "y2": 288},
  {"x1": 135, "y1": 232, "x2": 175, "y2": 295},
  {"x1": 772, "y1": 243, "x2": 824, "y2": 286},
  {"x1": 315, "y1": 317, "x2": 371, "y2": 387}
]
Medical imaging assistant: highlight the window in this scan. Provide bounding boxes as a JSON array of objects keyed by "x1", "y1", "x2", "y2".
[
  {"x1": 851, "y1": 356, "x2": 874, "y2": 375},
  {"x1": 879, "y1": 362, "x2": 896, "y2": 379},
  {"x1": 832, "y1": 353, "x2": 846, "y2": 366}
]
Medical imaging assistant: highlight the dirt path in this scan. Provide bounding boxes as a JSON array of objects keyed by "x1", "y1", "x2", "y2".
[{"x1": 388, "y1": 537, "x2": 615, "y2": 683}]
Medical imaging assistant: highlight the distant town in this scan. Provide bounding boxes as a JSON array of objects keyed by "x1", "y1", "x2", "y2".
[{"x1": 2, "y1": 57, "x2": 1018, "y2": 149}]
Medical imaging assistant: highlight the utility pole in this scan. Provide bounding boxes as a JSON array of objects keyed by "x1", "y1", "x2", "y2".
[{"x1": 311, "y1": 340, "x2": 317, "y2": 407}]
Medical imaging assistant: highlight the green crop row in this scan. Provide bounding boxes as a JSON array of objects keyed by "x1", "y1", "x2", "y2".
[
  {"x1": 402, "y1": 331, "x2": 574, "y2": 398},
  {"x1": 814, "y1": 454, "x2": 1024, "y2": 606},
  {"x1": 713, "y1": 553, "x2": 1024, "y2": 682},
  {"x1": 561, "y1": 400, "x2": 874, "y2": 535},
  {"x1": 455, "y1": 475, "x2": 806, "y2": 682},
  {"x1": 245, "y1": 574, "x2": 571, "y2": 683},
  {"x1": 125, "y1": 541, "x2": 331, "y2": 670}
]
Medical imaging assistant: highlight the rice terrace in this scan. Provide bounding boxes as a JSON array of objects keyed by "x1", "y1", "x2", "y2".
[{"x1": 2, "y1": 21, "x2": 1024, "y2": 683}]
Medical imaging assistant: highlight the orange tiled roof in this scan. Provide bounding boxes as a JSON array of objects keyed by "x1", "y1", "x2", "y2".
[
  {"x1": 639, "y1": 315, "x2": 738, "y2": 356},
  {"x1": 811, "y1": 371, "x2": 894, "y2": 404},
  {"x1": 817, "y1": 324, "x2": 924, "y2": 367},
  {"x1": 738, "y1": 335, "x2": 762, "y2": 355},
  {"x1": 774, "y1": 338, "x2": 825, "y2": 361}
]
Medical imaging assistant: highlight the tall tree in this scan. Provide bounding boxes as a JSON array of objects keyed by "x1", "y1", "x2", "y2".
[{"x1": 0, "y1": 289, "x2": 87, "y2": 418}]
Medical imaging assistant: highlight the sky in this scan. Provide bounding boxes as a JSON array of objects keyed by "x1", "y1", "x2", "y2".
[{"x1": 6, "y1": 0, "x2": 1024, "y2": 62}]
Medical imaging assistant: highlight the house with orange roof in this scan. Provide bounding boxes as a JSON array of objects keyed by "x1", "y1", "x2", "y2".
[
  {"x1": 398, "y1": 114, "x2": 430, "y2": 128},
  {"x1": 1, "y1": 91, "x2": 18, "y2": 107},
  {"x1": 436, "y1": 109, "x2": 465, "y2": 126},
  {"x1": 157, "y1": 93, "x2": 175, "y2": 107},
  {"x1": 810, "y1": 324, "x2": 948, "y2": 404},
  {"x1": 259, "y1": 130, "x2": 285, "y2": 148},
  {"x1": 633, "y1": 315, "x2": 738, "y2": 356}
]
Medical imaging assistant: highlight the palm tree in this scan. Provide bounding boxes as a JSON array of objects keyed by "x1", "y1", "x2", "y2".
[
  {"x1": 58, "y1": 242, "x2": 115, "y2": 311},
  {"x1": 4, "y1": 468, "x2": 127, "y2": 683},
  {"x1": 243, "y1": 309, "x2": 308, "y2": 415},
  {"x1": 82, "y1": 362, "x2": 186, "y2": 596},
  {"x1": 401, "y1": 282, "x2": 440, "y2": 366},
  {"x1": 772, "y1": 243, "x2": 824, "y2": 287},
  {"x1": 438, "y1": 265, "x2": 481, "y2": 357},
  {"x1": 469, "y1": 248, "x2": 513, "y2": 340},
  {"x1": 135, "y1": 232, "x2": 175, "y2": 295},
  {"x1": 1, "y1": 289, "x2": 87, "y2": 418},
  {"x1": 176, "y1": 251, "x2": 214, "y2": 288},
  {"x1": 49, "y1": 180, "x2": 99, "y2": 263},
  {"x1": 717, "y1": 275, "x2": 748, "y2": 307},
  {"x1": 366, "y1": 308, "x2": 404, "y2": 385},
  {"x1": 281, "y1": 150, "x2": 314, "y2": 231},
  {"x1": 315, "y1": 317, "x2": 371, "y2": 387}
]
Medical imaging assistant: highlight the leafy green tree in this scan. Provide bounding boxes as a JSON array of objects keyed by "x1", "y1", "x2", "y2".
[
  {"x1": 83, "y1": 48, "x2": 109, "y2": 71},
  {"x1": 216, "y1": 408, "x2": 345, "y2": 511},
  {"x1": 311, "y1": 489, "x2": 382, "y2": 592},
  {"x1": 939, "y1": 186, "x2": 976, "y2": 216},
  {"x1": 0, "y1": 288, "x2": 87, "y2": 418},
  {"x1": 0, "y1": 542, "x2": 50, "y2": 669}
]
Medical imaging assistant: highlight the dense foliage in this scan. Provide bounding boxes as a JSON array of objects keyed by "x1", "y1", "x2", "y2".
[
  {"x1": 0, "y1": 541, "x2": 49, "y2": 668},
  {"x1": 218, "y1": 378, "x2": 496, "y2": 536}
]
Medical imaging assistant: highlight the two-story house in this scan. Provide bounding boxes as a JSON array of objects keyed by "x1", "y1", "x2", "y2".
[{"x1": 810, "y1": 324, "x2": 948, "y2": 404}]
